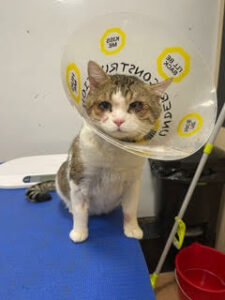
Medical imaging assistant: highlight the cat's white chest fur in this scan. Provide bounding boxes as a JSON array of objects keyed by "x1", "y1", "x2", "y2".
[
  {"x1": 79, "y1": 125, "x2": 145, "y2": 215},
  {"x1": 84, "y1": 167, "x2": 125, "y2": 214}
]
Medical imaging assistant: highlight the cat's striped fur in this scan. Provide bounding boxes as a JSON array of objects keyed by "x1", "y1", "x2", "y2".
[{"x1": 26, "y1": 181, "x2": 55, "y2": 202}]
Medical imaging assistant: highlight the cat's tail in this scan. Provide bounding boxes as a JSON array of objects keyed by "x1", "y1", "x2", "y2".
[{"x1": 26, "y1": 181, "x2": 56, "y2": 202}]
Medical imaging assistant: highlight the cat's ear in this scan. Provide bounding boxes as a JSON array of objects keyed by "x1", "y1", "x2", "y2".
[
  {"x1": 88, "y1": 61, "x2": 109, "y2": 90},
  {"x1": 148, "y1": 78, "x2": 173, "y2": 98}
]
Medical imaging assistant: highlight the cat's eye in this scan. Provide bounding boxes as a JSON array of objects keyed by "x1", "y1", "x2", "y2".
[
  {"x1": 98, "y1": 101, "x2": 112, "y2": 111},
  {"x1": 129, "y1": 101, "x2": 144, "y2": 112}
]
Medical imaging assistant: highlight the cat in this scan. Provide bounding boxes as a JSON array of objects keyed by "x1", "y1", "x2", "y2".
[{"x1": 26, "y1": 61, "x2": 172, "y2": 243}]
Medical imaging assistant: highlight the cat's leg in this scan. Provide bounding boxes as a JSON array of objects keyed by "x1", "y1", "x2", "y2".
[
  {"x1": 122, "y1": 180, "x2": 143, "y2": 239},
  {"x1": 69, "y1": 181, "x2": 89, "y2": 243}
]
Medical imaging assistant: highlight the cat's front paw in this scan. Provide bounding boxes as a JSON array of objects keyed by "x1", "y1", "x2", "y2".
[
  {"x1": 124, "y1": 225, "x2": 143, "y2": 240},
  {"x1": 69, "y1": 229, "x2": 88, "y2": 243}
]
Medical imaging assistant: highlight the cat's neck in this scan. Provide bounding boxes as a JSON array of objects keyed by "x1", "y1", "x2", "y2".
[{"x1": 79, "y1": 124, "x2": 145, "y2": 169}]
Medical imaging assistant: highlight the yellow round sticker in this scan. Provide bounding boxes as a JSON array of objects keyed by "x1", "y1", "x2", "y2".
[
  {"x1": 100, "y1": 27, "x2": 126, "y2": 56},
  {"x1": 157, "y1": 46, "x2": 190, "y2": 82},
  {"x1": 177, "y1": 113, "x2": 203, "y2": 137},
  {"x1": 66, "y1": 63, "x2": 81, "y2": 103}
]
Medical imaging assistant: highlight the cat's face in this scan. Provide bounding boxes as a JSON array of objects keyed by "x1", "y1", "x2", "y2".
[{"x1": 85, "y1": 61, "x2": 172, "y2": 141}]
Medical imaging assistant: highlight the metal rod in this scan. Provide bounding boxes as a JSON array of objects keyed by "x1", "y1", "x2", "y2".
[{"x1": 154, "y1": 102, "x2": 225, "y2": 277}]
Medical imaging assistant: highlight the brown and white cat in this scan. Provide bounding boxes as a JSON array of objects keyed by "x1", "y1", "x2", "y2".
[{"x1": 26, "y1": 61, "x2": 172, "y2": 243}]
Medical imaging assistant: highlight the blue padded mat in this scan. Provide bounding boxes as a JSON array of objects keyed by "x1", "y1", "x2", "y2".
[{"x1": 0, "y1": 189, "x2": 155, "y2": 300}]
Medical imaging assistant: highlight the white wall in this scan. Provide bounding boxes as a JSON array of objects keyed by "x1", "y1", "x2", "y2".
[
  {"x1": 215, "y1": 128, "x2": 225, "y2": 251},
  {"x1": 0, "y1": 0, "x2": 222, "y2": 216}
]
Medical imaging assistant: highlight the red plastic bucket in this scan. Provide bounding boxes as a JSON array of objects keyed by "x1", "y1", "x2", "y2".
[
  {"x1": 175, "y1": 243, "x2": 225, "y2": 300},
  {"x1": 175, "y1": 269, "x2": 191, "y2": 300}
]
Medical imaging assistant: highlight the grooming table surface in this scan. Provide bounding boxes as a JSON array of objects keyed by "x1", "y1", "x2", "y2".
[{"x1": 0, "y1": 189, "x2": 155, "y2": 300}]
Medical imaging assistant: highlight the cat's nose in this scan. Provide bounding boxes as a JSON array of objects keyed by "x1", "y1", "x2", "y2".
[{"x1": 114, "y1": 119, "x2": 125, "y2": 127}]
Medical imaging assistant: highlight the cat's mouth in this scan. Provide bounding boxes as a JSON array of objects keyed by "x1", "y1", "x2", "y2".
[
  {"x1": 113, "y1": 127, "x2": 128, "y2": 134},
  {"x1": 110, "y1": 129, "x2": 135, "y2": 139}
]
